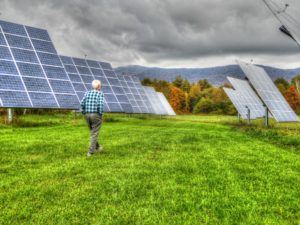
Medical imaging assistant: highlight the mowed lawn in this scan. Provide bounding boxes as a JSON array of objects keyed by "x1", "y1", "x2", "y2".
[{"x1": 0, "y1": 114, "x2": 299, "y2": 225}]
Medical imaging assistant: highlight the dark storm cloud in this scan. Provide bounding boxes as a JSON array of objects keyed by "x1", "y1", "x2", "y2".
[{"x1": 1, "y1": 0, "x2": 300, "y2": 67}]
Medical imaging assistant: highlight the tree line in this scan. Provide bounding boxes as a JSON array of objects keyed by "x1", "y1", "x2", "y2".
[{"x1": 142, "y1": 75, "x2": 300, "y2": 115}]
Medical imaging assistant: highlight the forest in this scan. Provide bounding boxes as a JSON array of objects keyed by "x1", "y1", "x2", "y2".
[{"x1": 142, "y1": 75, "x2": 300, "y2": 115}]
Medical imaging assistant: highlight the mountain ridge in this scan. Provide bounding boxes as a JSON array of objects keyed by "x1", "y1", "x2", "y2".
[{"x1": 115, "y1": 64, "x2": 300, "y2": 86}]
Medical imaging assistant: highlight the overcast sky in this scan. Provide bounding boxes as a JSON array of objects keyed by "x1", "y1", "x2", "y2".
[{"x1": 1, "y1": 0, "x2": 300, "y2": 68}]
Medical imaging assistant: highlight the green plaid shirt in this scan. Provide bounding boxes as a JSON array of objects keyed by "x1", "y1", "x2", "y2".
[{"x1": 81, "y1": 90, "x2": 104, "y2": 115}]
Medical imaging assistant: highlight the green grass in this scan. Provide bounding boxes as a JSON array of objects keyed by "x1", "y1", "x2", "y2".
[{"x1": 0, "y1": 114, "x2": 299, "y2": 225}]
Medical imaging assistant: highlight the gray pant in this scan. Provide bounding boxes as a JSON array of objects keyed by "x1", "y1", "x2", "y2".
[{"x1": 85, "y1": 113, "x2": 103, "y2": 154}]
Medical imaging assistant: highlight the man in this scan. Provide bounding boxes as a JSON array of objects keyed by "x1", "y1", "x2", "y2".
[{"x1": 81, "y1": 80, "x2": 104, "y2": 157}]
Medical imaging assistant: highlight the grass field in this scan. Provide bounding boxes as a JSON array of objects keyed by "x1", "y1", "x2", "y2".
[{"x1": 0, "y1": 114, "x2": 299, "y2": 225}]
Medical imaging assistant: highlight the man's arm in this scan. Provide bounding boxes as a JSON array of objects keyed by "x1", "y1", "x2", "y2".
[{"x1": 98, "y1": 92, "x2": 104, "y2": 115}]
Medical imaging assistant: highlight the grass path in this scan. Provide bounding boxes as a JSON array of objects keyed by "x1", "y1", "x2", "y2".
[{"x1": 0, "y1": 115, "x2": 299, "y2": 224}]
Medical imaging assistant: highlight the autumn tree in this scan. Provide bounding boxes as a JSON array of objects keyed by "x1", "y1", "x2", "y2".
[
  {"x1": 275, "y1": 78, "x2": 290, "y2": 95},
  {"x1": 198, "y1": 79, "x2": 212, "y2": 91},
  {"x1": 172, "y1": 76, "x2": 184, "y2": 89},
  {"x1": 285, "y1": 85, "x2": 300, "y2": 113},
  {"x1": 182, "y1": 79, "x2": 191, "y2": 93},
  {"x1": 141, "y1": 78, "x2": 153, "y2": 86},
  {"x1": 188, "y1": 84, "x2": 202, "y2": 111},
  {"x1": 169, "y1": 86, "x2": 187, "y2": 113},
  {"x1": 291, "y1": 75, "x2": 300, "y2": 93}
]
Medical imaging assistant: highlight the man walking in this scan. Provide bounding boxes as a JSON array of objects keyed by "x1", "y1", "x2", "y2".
[{"x1": 81, "y1": 80, "x2": 104, "y2": 157}]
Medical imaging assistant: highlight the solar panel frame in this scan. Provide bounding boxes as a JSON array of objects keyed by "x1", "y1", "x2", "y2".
[{"x1": 238, "y1": 60, "x2": 299, "y2": 122}]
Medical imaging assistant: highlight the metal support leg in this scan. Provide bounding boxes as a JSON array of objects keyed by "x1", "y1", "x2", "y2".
[
  {"x1": 264, "y1": 107, "x2": 269, "y2": 127},
  {"x1": 247, "y1": 108, "x2": 251, "y2": 125},
  {"x1": 8, "y1": 108, "x2": 13, "y2": 123}
]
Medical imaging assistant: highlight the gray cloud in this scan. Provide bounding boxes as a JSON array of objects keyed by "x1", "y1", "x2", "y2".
[{"x1": 1, "y1": 0, "x2": 300, "y2": 68}]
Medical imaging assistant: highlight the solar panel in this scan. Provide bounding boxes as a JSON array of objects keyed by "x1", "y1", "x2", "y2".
[
  {"x1": 156, "y1": 92, "x2": 176, "y2": 116},
  {"x1": 143, "y1": 86, "x2": 168, "y2": 115},
  {"x1": 118, "y1": 75, "x2": 155, "y2": 114},
  {"x1": 117, "y1": 75, "x2": 141, "y2": 113},
  {"x1": 223, "y1": 88, "x2": 251, "y2": 119},
  {"x1": 238, "y1": 60, "x2": 299, "y2": 122},
  {"x1": 0, "y1": 20, "x2": 80, "y2": 109},
  {"x1": 60, "y1": 56, "x2": 133, "y2": 113},
  {"x1": 227, "y1": 77, "x2": 265, "y2": 119}
]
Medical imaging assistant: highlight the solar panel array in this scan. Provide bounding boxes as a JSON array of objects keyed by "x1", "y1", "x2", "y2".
[
  {"x1": 227, "y1": 77, "x2": 265, "y2": 119},
  {"x1": 0, "y1": 20, "x2": 79, "y2": 109},
  {"x1": 60, "y1": 56, "x2": 133, "y2": 113},
  {"x1": 0, "y1": 19, "x2": 176, "y2": 116},
  {"x1": 238, "y1": 61, "x2": 299, "y2": 122}
]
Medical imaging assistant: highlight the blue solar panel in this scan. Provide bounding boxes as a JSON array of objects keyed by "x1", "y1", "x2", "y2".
[
  {"x1": 0, "y1": 60, "x2": 18, "y2": 75},
  {"x1": 108, "y1": 78, "x2": 121, "y2": 86},
  {"x1": 108, "y1": 103, "x2": 123, "y2": 112},
  {"x1": 73, "y1": 58, "x2": 87, "y2": 67},
  {"x1": 99, "y1": 61, "x2": 112, "y2": 70},
  {"x1": 64, "y1": 65, "x2": 77, "y2": 73},
  {"x1": 101, "y1": 86, "x2": 113, "y2": 94},
  {"x1": 0, "y1": 20, "x2": 27, "y2": 36},
  {"x1": 0, "y1": 91, "x2": 31, "y2": 107},
  {"x1": 0, "y1": 46, "x2": 12, "y2": 60},
  {"x1": 72, "y1": 83, "x2": 86, "y2": 92},
  {"x1": 81, "y1": 75, "x2": 94, "y2": 84},
  {"x1": 29, "y1": 92, "x2": 58, "y2": 108},
  {"x1": 0, "y1": 75, "x2": 25, "y2": 90},
  {"x1": 37, "y1": 52, "x2": 62, "y2": 66},
  {"x1": 59, "y1": 55, "x2": 133, "y2": 113},
  {"x1": 60, "y1": 56, "x2": 73, "y2": 65},
  {"x1": 26, "y1": 26, "x2": 52, "y2": 41},
  {"x1": 17, "y1": 62, "x2": 44, "y2": 77},
  {"x1": 105, "y1": 94, "x2": 118, "y2": 102},
  {"x1": 55, "y1": 94, "x2": 80, "y2": 109},
  {"x1": 77, "y1": 66, "x2": 91, "y2": 75},
  {"x1": 11, "y1": 48, "x2": 39, "y2": 63},
  {"x1": 43, "y1": 66, "x2": 68, "y2": 79},
  {"x1": 49, "y1": 80, "x2": 76, "y2": 94},
  {"x1": 90, "y1": 68, "x2": 104, "y2": 76},
  {"x1": 104, "y1": 70, "x2": 117, "y2": 78},
  {"x1": 5, "y1": 34, "x2": 33, "y2": 49},
  {"x1": 0, "y1": 20, "x2": 80, "y2": 109},
  {"x1": 112, "y1": 86, "x2": 125, "y2": 95},
  {"x1": 86, "y1": 60, "x2": 100, "y2": 68},
  {"x1": 31, "y1": 39, "x2": 57, "y2": 53},
  {"x1": 68, "y1": 74, "x2": 82, "y2": 83},
  {"x1": 23, "y1": 77, "x2": 52, "y2": 92}
]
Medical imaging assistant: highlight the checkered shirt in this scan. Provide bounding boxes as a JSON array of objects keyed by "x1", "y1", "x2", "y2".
[{"x1": 81, "y1": 90, "x2": 104, "y2": 115}]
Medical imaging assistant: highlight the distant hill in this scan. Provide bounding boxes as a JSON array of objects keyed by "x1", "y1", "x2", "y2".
[{"x1": 115, "y1": 65, "x2": 300, "y2": 86}]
